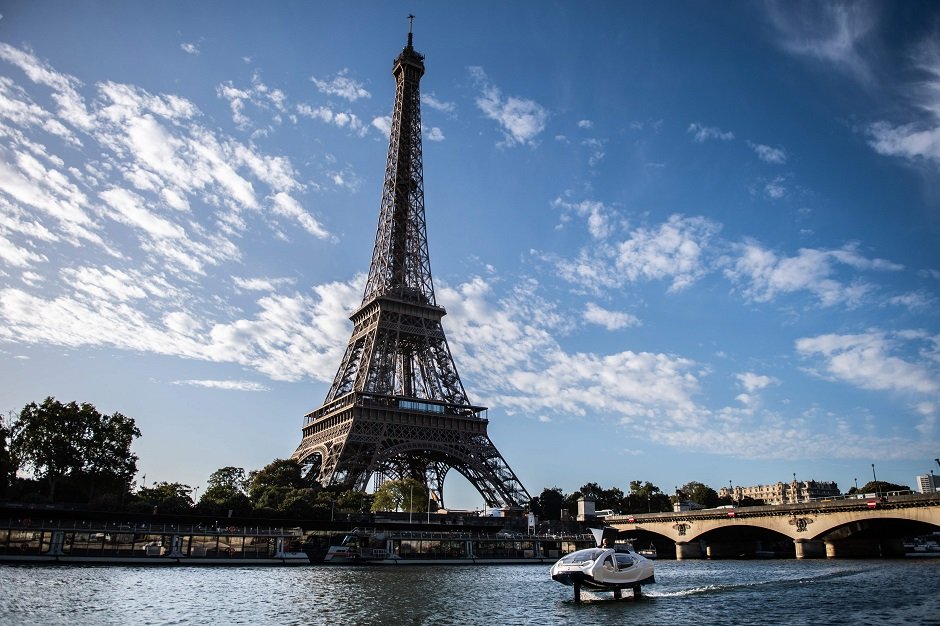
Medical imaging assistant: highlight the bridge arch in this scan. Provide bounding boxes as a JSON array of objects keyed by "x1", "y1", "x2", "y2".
[{"x1": 607, "y1": 495, "x2": 940, "y2": 559}]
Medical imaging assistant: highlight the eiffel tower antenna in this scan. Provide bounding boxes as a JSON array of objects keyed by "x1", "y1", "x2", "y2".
[{"x1": 292, "y1": 23, "x2": 530, "y2": 510}]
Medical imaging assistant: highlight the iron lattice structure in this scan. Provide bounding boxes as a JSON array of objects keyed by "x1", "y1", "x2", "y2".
[{"x1": 292, "y1": 26, "x2": 530, "y2": 509}]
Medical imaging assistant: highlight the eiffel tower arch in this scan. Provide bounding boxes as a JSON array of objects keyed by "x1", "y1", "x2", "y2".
[{"x1": 292, "y1": 22, "x2": 530, "y2": 510}]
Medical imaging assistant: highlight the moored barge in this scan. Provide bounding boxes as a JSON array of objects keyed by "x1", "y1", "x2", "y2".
[
  {"x1": 323, "y1": 527, "x2": 595, "y2": 565},
  {"x1": 0, "y1": 517, "x2": 309, "y2": 565}
]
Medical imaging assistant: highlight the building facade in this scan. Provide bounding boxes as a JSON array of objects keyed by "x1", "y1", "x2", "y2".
[
  {"x1": 915, "y1": 473, "x2": 940, "y2": 493},
  {"x1": 719, "y1": 480, "x2": 841, "y2": 505}
]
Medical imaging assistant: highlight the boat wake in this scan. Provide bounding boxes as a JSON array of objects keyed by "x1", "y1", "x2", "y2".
[{"x1": 644, "y1": 568, "x2": 864, "y2": 598}]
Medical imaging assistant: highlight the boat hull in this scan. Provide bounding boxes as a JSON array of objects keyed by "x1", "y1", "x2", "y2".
[{"x1": 550, "y1": 547, "x2": 656, "y2": 593}]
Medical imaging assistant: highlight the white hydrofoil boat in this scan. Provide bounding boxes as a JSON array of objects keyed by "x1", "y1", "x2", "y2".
[{"x1": 549, "y1": 528, "x2": 655, "y2": 603}]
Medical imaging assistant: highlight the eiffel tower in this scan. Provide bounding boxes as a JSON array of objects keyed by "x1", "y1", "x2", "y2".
[{"x1": 292, "y1": 20, "x2": 530, "y2": 510}]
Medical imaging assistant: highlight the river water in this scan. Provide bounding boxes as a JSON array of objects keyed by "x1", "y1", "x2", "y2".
[{"x1": 1, "y1": 558, "x2": 939, "y2": 625}]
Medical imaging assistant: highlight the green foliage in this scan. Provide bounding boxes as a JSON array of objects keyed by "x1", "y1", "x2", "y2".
[
  {"x1": 10, "y1": 397, "x2": 141, "y2": 502},
  {"x1": 0, "y1": 412, "x2": 11, "y2": 498},
  {"x1": 371, "y1": 478, "x2": 428, "y2": 513},
  {"x1": 132, "y1": 481, "x2": 194, "y2": 515},
  {"x1": 626, "y1": 480, "x2": 671, "y2": 513},
  {"x1": 247, "y1": 458, "x2": 306, "y2": 504},
  {"x1": 531, "y1": 487, "x2": 565, "y2": 520},
  {"x1": 852, "y1": 480, "x2": 911, "y2": 495},
  {"x1": 198, "y1": 466, "x2": 251, "y2": 516},
  {"x1": 679, "y1": 481, "x2": 720, "y2": 508}
]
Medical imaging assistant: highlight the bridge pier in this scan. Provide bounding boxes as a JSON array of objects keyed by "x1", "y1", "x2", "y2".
[
  {"x1": 675, "y1": 541, "x2": 702, "y2": 560},
  {"x1": 824, "y1": 537, "x2": 906, "y2": 558},
  {"x1": 705, "y1": 540, "x2": 761, "y2": 559},
  {"x1": 793, "y1": 539, "x2": 826, "y2": 559}
]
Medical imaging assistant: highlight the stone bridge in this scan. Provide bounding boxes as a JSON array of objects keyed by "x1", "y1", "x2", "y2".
[{"x1": 606, "y1": 493, "x2": 940, "y2": 559}]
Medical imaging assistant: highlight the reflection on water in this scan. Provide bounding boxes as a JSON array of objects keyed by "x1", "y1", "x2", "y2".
[{"x1": 1, "y1": 559, "x2": 939, "y2": 625}]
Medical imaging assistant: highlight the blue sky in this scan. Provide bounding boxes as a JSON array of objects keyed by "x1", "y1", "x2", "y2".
[{"x1": 1, "y1": 1, "x2": 938, "y2": 509}]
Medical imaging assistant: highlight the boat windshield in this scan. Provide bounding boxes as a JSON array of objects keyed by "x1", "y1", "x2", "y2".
[{"x1": 558, "y1": 548, "x2": 605, "y2": 564}]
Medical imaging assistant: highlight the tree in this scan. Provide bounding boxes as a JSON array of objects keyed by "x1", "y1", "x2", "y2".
[
  {"x1": 853, "y1": 480, "x2": 911, "y2": 495},
  {"x1": 627, "y1": 480, "x2": 671, "y2": 513},
  {"x1": 532, "y1": 487, "x2": 566, "y2": 521},
  {"x1": 132, "y1": 481, "x2": 194, "y2": 515},
  {"x1": 371, "y1": 478, "x2": 428, "y2": 513},
  {"x1": 10, "y1": 397, "x2": 141, "y2": 502},
  {"x1": 0, "y1": 412, "x2": 12, "y2": 498},
  {"x1": 198, "y1": 466, "x2": 251, "y2": 516},
  {"x1": 680, "y1": 481, "x2": 720, "y2": 508},
  {"x1": 247, "y1": 458, "x2": 306, "y2": 504}
]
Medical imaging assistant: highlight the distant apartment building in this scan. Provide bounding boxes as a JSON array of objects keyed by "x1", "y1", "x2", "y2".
[
  {"x1": 915, "y1": 473, "x2": 940, "y2": 493},
  {"x1": 719, "y1": 480, "x2": 840, "y2": 505}
]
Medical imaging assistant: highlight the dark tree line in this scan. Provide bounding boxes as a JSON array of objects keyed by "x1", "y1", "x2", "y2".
[
  {"x1": 3, "y1": 397, "x2": 140, "y2": 505},
  {"x1": 0, "y1": 396, "x2": 376, "y2": 519}
]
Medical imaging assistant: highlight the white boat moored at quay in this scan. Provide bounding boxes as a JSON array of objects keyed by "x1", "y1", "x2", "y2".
[{"x1": 322, "y1": 527, "x2": 595, "y2": 565}]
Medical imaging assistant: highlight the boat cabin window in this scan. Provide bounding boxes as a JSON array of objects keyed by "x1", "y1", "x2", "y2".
[
  {"x1": 615, "y1": 554, "x2": 634, "y2": 568},
  {"x1": 559, "y1": 548, "x2": 604, "y2": 564}
]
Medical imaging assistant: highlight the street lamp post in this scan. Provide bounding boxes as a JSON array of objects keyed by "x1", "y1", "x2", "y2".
[
  {"x1": 729, "y1": 480, "x2": 733, "y2": 507},
  {"x1": 872, "y1": 463, "x2": 879, "y2": 498},
  {"x1": 854, "y1": 477, "x2": 858, "y2": 497}
]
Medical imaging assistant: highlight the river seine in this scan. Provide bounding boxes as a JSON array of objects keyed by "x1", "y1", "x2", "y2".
[{"x1": 1, "y1": 558, "x2": 938, "y2": 625}]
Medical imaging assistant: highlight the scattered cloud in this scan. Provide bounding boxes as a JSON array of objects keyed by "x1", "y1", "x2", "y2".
[
  {"x1": 866, "y1": 41, "x2": 940, "y2": 170},
  {"x1": 764, "y1": 176, "x2": 787, "y2": 199},
  {"x1": 726, "y1": 241, "x2": 901, "y2": 307},
  {"x1": 688, "y1": 122, "x2": 734, "y2": 143},
  {"x1": 766, "y1": 0, "x2": 878, "y2": 84},
  {"x1": 552, "y1": 197, "x2": 614, "y2": 240},
  {"x1": 217, "y1": 71, "x2": 287, "y2": 129},
  {"x1": 422, "y1": 93, "x2": 456, "y2": 115},
  {"x1": 469, "y1": 66, "x2": 548, "y2": 147},
  {"x1": 310, "y1": 69, "x2": 370, "y2": 101},
  {"x1": 172, "y1": 379, "x2": 271, "y2": 391},
  {"x1": 296, "y1": 103, "x2": 368, "y2": 136},
  {"x1": 796, "y1": 330, "x2": 940, "y2": 396},
  {"x1": 749, "y1": 141, "x2": 788, "y2": 164},
  {"x1": 547, "y1": 213, "x2": 721, "y2": 294},
  {"x1": 577, "y1": 119, "x2": 593, "y2": 129},
  {"x1": 583, "y1": 302, "x2": 640, "y2": 330},
  {"x1": 180, "y1": 42, "x2": 200, "y2": 56}
]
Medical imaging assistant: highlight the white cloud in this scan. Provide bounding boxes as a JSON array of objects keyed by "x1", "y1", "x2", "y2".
[
  {"x1": 371, "y1": 115, "x2": 391, "y2": 137},
  {"x1": 296, "y1": 103, "x2": 368, "y2": 136},
  {"x1": 688, "y1": 122, "x2": 734, "y2": 143},
  {"x1": 736, "y1": 372, "x2": 779, "y2": 393},
  {"x1": 552, "y1": 197, "x2": 613, "y2": 240},
  {"x1": 217, "y1": 72, "x2": 287, "y2": 130},
  {"x1": 765, "y1": 176, "x2": 787, "y2": 199},
  {"x1": 470, "y1": 66, "x2": 547, "y2": 147},
  {"x1": 577, "y1": 119, "x2": 593, "y2": 129},
  {"x1": 796, "y1": 330, "x2": 940, "y2": 396},
  {"x1": 726, "y1": 241, "x2": 900, "y2": 307},
  {"x1": 767, "y1": 0, "x2": 877, "y2": 84},
  {"x1": 422, "y1": 93, "x2": 456, "y2": 114},
  {"x1": 171, "y1": 379, "x2": 270, "y2": 392},
  {"x1": 583, "y1": 302, "x2": 640, "y2": 330},
  {"x1": 615, "y1": 215, "x2": 720, "y2": 292},
  {"x1": 232, "y1": 276, "x2": 296, "y2": 292},
  {"x1": 311, "y1": 70, "x2": 370, "y2": 101},
  {"x1": 425, "y1": 126, "x2": 444, "y2": 142},
  {"x1": 180, "y1": 42, "x2": 200, "y2": 55},
  {"x1": 0, "y1": 275, "x2": 362, "y2": 383},
  {"x1": 749, "y1": 141, "x2": 788, "y2": 164},
  {"x1": 549, "y1": 214, "x2": 720, "y2": 294},
  {"x1": 867, "y1": 41, "x2": 940, "y2": 170},
  {"x1": 438, "y1": 276, "x2": 702, "y2": 427}
]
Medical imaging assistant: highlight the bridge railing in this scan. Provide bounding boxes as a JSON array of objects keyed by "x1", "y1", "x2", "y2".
[{"x1": 612, "y1": 492, "x2": 940, "y2": 523}]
